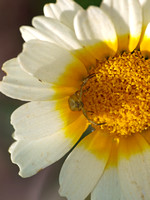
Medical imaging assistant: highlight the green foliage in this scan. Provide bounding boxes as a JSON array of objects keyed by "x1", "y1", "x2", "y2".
[
  {"x1": 74, "y1": 0, "x2": 102, "y2": 9},
  {"x1": 34, "y1": 0, "x2": 102, "y2": 13}
]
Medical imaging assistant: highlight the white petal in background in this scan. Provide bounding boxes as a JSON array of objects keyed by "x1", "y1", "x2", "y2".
[{"x1": 43, "y1": 0, "x2": 83, "y2": 29}]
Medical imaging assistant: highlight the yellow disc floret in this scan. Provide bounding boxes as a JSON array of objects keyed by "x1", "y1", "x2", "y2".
[{"x1": 82, "y1": 51, "x2": 150, "y2": 137}]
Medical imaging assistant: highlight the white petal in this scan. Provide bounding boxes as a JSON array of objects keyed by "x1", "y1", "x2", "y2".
[
  {"x1": 31, "y1": 16, "x2": 81, "y2": 50},
  {"x1": 20, "y1": 26, "x2": 52, "y2": 42},
  {"x1": 18, "y1": 40, "x2": 87, "y2": 87},
  {"x1": 91, "y1": 142, "x2": 122, "y2": 200},
  {"x1": 0, "y1": 58, "x2": 56, "y2": 101},
  {"x1": 9, "y1": 114, "x2": 87, "y2": 178},
  {"x1": 101, "y1": 0, "x2": 142, "y2": 51},
  {"x1": 59, "y1": 130, "x2": 112, "y2": 200},
  {"x1": 139, "y1": 0, "x2": 150, "y2": 29},
  {"x1": 74, "y1": 6, "x2": 117, "y2": 48},
  {"x1": 128, "y1": 0, "x2": 142, "y2": 51},
  {"x1": 74, "y1": 6, "x2": 117, "y2": 60},
  {"x1": 118, "y1": 134, "x2": 150, "y2": 200},
  {"x1": 43, "y1": 0, "x2": 83, "y2": 29},
  {"x1": 12, "y1": 98, "x2": 82, "y2": 140},
  {"x1": 140, "y1": 23, "x2": 150, "y2": 57},
  {"x1": 92, "y1": 168, "x2": 121, "y2": 200}
]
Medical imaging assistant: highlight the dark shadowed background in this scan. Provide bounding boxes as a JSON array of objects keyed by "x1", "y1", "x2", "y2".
[{"x1": 0, "y1": 0, "x2": 101, "y2": 199}]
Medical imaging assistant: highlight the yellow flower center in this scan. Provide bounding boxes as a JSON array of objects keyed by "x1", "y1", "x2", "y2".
[{"x1": 82, "y1": 51, "x2": 150, "y2": 137}]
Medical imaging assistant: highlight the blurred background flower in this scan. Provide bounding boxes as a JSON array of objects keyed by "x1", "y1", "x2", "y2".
[{"x1": 0, "y1": 0, "x2": 101, "y2": 199}]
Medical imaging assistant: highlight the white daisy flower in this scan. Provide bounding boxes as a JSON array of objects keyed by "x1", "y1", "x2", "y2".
[{"x1": 1, "y1": 0, "x2": 150, "y2": 199}]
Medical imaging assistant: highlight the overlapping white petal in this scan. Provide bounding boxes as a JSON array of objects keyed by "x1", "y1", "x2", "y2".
[
  {"x1": 9, "y1": 114, "x2": 87, "y2": 178},
  {"x1": 74, "y1": 6, "x2": 117, "y2": 45},
  {"x1": 11, "y1": 97, "x2": 81, "y2": 140},
  {"x1": 59, "y1": 130, "x2": 112, "y2": 200},
  {"x1": 18, "y1": 40, "x2": 87, "y2": 87},
  {"x1": 20, "y1": 26, "x2": 50, "y2": 43},
  {"x1": 91, "y1": 142, "x2": 122, "y2": 200},
  {"x1": 43, "y1": 0, "x2": 83, "y2": 29},
  {"x1": 32, "y1": 16, "x2": 81, "y2": 50},
  {"x1": 74, "y1": 6, "x2": 117, "y2": 59},
  {"x1": 118, "y1": 134, "x2": 150, "y2": 200},
  {"x1": 0, "y1": 58, "x2": 56, "y2": 101},
  {"x1": 20, "y1": 17, "x2": 82, "y2": 51},
  {"x1": 92, "y1": 167, "x2": 121, "y2": 200},
  {"x1": 101, "y1": 0, "x2": 142, "y2": 51}
]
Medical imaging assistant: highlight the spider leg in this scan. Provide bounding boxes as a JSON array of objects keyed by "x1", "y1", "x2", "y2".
[
  {"x1": 82, "y1": 107, "x2": 105, "y2": 126},
  {"x1": 79, "y1": 73, "x2": 96, "y2": 101}
]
